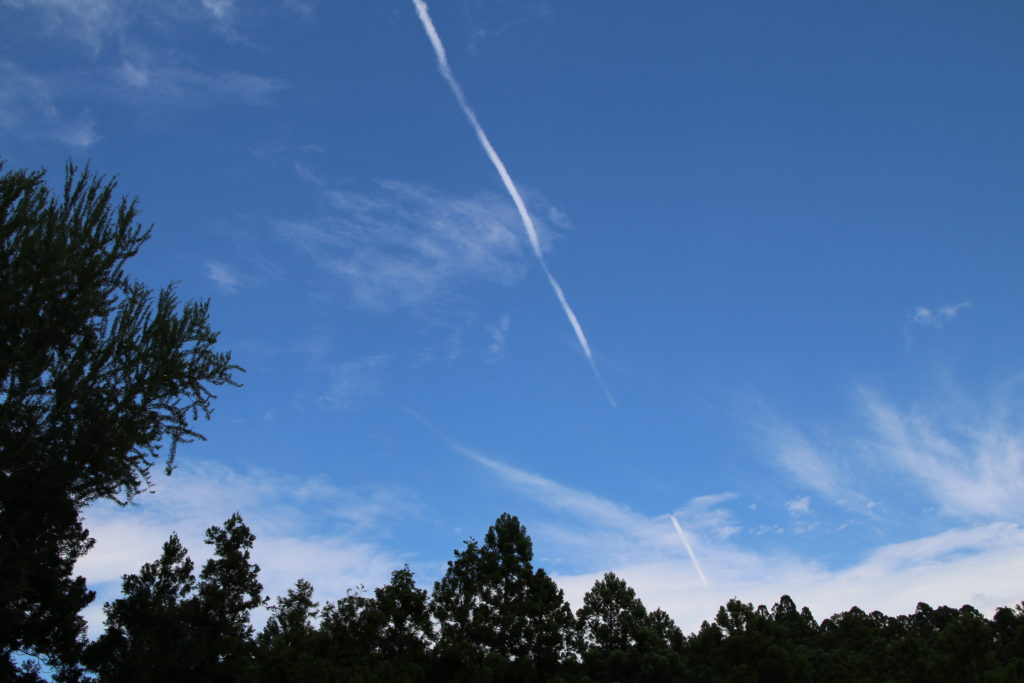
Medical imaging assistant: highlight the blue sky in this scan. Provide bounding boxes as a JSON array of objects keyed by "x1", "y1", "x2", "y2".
[{"x1": 4, "y1": 0, "x2": 1024, "y2": 632}]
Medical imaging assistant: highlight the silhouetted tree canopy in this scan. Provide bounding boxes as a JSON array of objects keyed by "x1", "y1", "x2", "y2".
[{"x1": 75, "y1": 512, "x2": 1024, "y2": 682}]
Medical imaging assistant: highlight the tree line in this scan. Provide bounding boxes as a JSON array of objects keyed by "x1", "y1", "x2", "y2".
[
  {"x1": 76, "y1": 511, "x2": 1024, "y2": 682},
  {"x1": 2, "y1": 161, "x2": 1023, "y2": 681}
]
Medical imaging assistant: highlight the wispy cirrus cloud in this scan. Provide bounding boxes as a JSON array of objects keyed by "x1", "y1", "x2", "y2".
[
  {"x1": 201, "y1": 0, "x2": 234, "y2": 22},
  {"x1": 761, "y1": 421, "x2": 870, "y2": 511},
  {"x1": 762, "y1": 382, "x2": 1024, "y2": 522},
  {"x1": 484, "y1": 315, "x2": 510, "y2": 362},
  {"x1": 445, "y1": 440, "x2": 1024, "y2": 631},
  {"x1": 276, "y1": 181, "x2": 568, "y2": 310},
  {"x1": 0, "y1": 60, "x2": 97, "y2": 146},
  {"x1": 2, "y1": 0, "x2": 286, "y2": 144},
  {"x1": 3, "y1": 0, "x2": 260, "y2": 51},
  {"x1": 115, "y1": 57, "x2": 284, "y2": 103},
  {"x1": 911, "y1": 301, "x2": 970, "y2": 327},
  {"x1": 204, "y1": 251, "x2": 283, "y2": 294},
  {"x1": 858, "y1": 389, "x2": 1024, "y2": 519},
  {"x1": 205, "y1": 261, "x2": 243, "y2": 293},
  {"x1": 317, "y1": 355, "x2": 390, "y2": 411},
  {"x1": 2, "y1": 0, "x2": 122, "y2": 52},
  {"x1": 786, "y1": 496, "x2": 811, "y2": 515}
]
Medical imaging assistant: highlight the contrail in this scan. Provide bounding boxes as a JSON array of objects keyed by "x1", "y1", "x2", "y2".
[
  {"x1": 670, "y1": 515, "x2": 709, "y2": 586},
  {"x1": 411, "y1": 0, "x2": 616, "y2": 407}
]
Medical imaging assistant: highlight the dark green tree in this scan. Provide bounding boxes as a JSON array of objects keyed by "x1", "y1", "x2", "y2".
[
  {"x1": 991, "y1": 602, "x2": 1024, "y2": 680},
  {"x1": 84, "y1": 533, "x2": 199, "y2": 682},
  {"x1": 818, "y1": 605, "x2": 892, "y2": 681},
  {"x1": 314, "y1": 567, "x2": 434, "y2": 682},
  {"x1": 87, "y1": 515, "x2": 262, "y2": 683},
  {"x1": 318, "y1": 587, "x2": 375, "y2": 677},
  {"x1": 575, "y1": 572, "x2": 685, "y2": 682},
  {"x1": 257, "y1": 579, "x2": 332, "y2": 683},
  {"x1": 364, "y1": 566, "x2": 434, "y2": 660},
  {"x1": 0, "y1": 161, "x2": 239, "y2": 675},
  {"x1": 697, "y1": 597, "x2": 816, "y2": 682},
  {"x1": 431, "y1": 513, "x2": 575, "y2": 681},
  {"x1": 193, "y1": 513, "x2": 265, "y2": 682},
  {"x1": 261, "y1": 579, "x2": 319, "y2": 646}
]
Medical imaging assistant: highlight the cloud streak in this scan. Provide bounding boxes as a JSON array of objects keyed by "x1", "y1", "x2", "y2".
[{"x1": 411, "y1": 0, "x2": 615, "y2": 407}]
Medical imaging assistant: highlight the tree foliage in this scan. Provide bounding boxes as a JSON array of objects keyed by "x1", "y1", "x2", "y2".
[
  {"x1": 87, "y1": 514, "x2": 263, "y2": 683},
  {"x1": 0, "y1": 160, "x2": 239, "y2": 676},
  {"x1": 575, "y1": 572, "x2": 685, "y2": 681},
  {"x1": 432, "y1": 513, "x2": 574, "y2": 681}
]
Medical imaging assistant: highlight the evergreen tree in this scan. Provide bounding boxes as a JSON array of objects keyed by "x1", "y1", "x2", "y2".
[
  {"x1": 85, "y1": 534, "x2": 199, "y2": 682},
  {"x1": 309, "y1": 568, "x2": 435, "y2": 681},
  {"x1": 193, "y1": 513, "x2": 265, "y2": 682},
  {"x1": 432, "y1": 513, "x2": 574, "y2": 681},
  {"x1": 87, "y1": 515, "x2": 263, "y2": 683},
  {"x1": 575, "y1": 572, "x2": 684, "y2": 682},
  {"x1": 0, "y1": 161, "x2": 239, "y2": 675},
  {"x1": 364, "y1": 566, "x2": 434, "y2": 660},
  {"x1": 991, "y1": 603, "x2": 1024, "y2": 680},
  {"x1": 261, "y1": 579, "x2": 319, "y2": 646},
  {"x1": 318, "y1": 586, "x2": 375, "y2": 677},
  {"x1": 257, "y1": 579, "x2": 332, "y2": 683}
]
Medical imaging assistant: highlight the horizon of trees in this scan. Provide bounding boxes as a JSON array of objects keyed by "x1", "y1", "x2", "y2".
[{"x1": 81, "y1": 510, "x2": 1024, "y2": 682}]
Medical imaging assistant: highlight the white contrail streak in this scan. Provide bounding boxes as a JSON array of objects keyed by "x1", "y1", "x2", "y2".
[
  {"x1": 411, "y1": 0, "x2": 616, "y2": 407},
  {"x1": 671, "y1": 515, "x2": 709, "y2": 586}
]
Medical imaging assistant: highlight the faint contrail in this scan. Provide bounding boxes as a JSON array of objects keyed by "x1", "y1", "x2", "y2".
[
  {"x1": 670, "y1": 515, "x2": 709, "y2": 586},
  {"x1": 411, "y1": 0, "x2": 616, "y2": 407}
]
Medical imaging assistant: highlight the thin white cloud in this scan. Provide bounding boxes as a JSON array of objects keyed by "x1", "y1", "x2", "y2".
[
  {"x1": 449, "y1": 442, "x2": 1024, "y2": 632},
  {"x1": 205, "y1": 261, "x2": 242, "y2": 293},
  {"x1": 786, "y1": 496, "x2": 811, "y2": 515},
  {"x1": 2, "y1": 0, "x2": 121, "y2": 52},
  {"x1": 0, "y1": 60, "x2": 98, "y2": 146},
  {"x1": 911, "y1": 301, "x2": 970, "y2": 327},
  {"x1": 484, "y1": 315, "x2": 510, "y2": 362},
  {"x1": 204, "y1": 256, "x2": 280, "y2": 294},
  {"x1": 763, "y1": 382, "x2": 1024, "y2": 522},
  {"x1": 859, "y1": 390, "x2": 1024, "y2": 519},
  {"x1": 674, "y1": 493, "x2": 742, "y2": 540},
  {"x1": 201, "y1": 0, "x2": 234, "y2": 21},
  {"x1": 411, "y1": 0, "x2": 615, "y2": 407},
  {"x1": 4, "y1": 0, "x2": 286, "y2": 128},
  {"x1": 277, "y1": 182, "x2": 565, "y2": 310},
  {"x1": 4, "y1": 0, "x2": 263, "y2": 50},
  {"x1": 763, "y1": 422, "x2": 867, "y2": 509},
  {"x1": 115, "y1": 55, "x2": 284, "y2": 103},
  {"x1": 317, "y1": 355, "x2": 389, "y2": 411}
]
